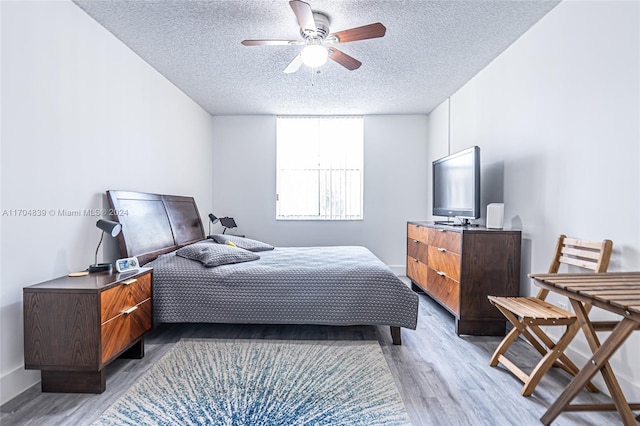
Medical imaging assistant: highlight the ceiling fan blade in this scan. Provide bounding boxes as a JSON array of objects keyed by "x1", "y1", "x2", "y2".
[
  {"x1": 328, "y1": 48, "x2": 361, "y2": 71},
  {"x1": 283, "y1": 54, "x2": 303, "y2": 73},
  {"x1": 329, "y1": 22, "x2": 387, "y2": 43},
  {"x1": 289, "y1": 0, "x2": 316, "y2": 34},
  {"x1": 241, "y1": 40, "x2": 301, "y2": 46}
]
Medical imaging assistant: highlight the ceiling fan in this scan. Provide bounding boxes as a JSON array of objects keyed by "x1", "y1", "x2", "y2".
[{"x1": 241, "y1": 0, "x2": 386, "y2": 73}]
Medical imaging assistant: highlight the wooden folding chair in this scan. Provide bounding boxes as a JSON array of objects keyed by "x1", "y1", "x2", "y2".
[{"x1": 487, "y1": 235, "x2": 613, "y2": 396}]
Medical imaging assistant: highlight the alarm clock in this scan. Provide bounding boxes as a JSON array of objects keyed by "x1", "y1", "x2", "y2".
[{"x1": 115, "y1": 256, "x2": 140, "y2": 273}]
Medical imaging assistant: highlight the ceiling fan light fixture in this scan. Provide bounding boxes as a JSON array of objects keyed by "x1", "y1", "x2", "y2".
[
  {"x1": 241, "y1": 1, "x2": 386, "y2": 73},
  {"x1": 300, "y1": 44, "x2": 328, "y2": 68}
]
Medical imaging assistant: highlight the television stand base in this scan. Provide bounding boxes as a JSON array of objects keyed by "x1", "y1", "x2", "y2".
[{"x1": 434, "y1": 219, "x2": 479, "y2": 227}]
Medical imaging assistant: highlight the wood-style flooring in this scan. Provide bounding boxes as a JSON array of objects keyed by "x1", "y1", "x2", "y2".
[{"x1": 1, "y1": 284, "x2": 627, "y2": 425}]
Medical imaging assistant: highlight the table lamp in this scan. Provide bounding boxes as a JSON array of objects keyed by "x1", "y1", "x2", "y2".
[
  {"x1": 89, "y1": 219, "x2": 122, "y2": 273},
  {"x1": 219, "y1": 217, "x2": 237, "y2": 234},
  {"x1": 208, "y1": 213, "x2": 219, "y2": 236}
]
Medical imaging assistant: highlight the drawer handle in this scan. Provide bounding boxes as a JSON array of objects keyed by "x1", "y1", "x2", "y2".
[
  {"x1": 437, "y1": 248, "x2": 446, "y2": 252},
  {"x1": 413, "y1": 258, "x2": 419, "y2": 262},
  {"x1": 437, "y1": 271, "x2": 446, "y2": 277},
  {"x1": 122, "y1": 306, "x2": 138, "y2": 315},
  {"x1": 122, "y1": 278, "x2": 137, "y2": 286},
  {"x1": 412, "y1": 239, "x2": 419, "y2": 243}
]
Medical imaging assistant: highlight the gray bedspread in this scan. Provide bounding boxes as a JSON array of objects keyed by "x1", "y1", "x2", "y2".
[{"x1": 146, "y1": 245, "x2": 419, "y2": 329}]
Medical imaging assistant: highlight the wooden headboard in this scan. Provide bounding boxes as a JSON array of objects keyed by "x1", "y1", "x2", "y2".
[{"x1": 106, "y1": 190, "x2": 205, "y2": 265}]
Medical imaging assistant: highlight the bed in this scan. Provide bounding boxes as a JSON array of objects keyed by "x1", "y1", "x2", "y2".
[{"x1": 106, "y1": 190, "x2": 419, "y2": 344}]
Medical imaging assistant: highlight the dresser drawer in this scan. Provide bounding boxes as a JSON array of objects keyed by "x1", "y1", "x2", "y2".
[
  {"x1": 407, "y1": 256, "x2": 428, "y2": 289},
  {"x1": 427, "y1": 268, "x2": 460, "y2": 315},
  {"x1": 407, "y1": 223, "x2": 429, "y2": 243},
  {"x1": 407, "y1": 238, "x2": 428, "y2": 264},
  {"x1": 428, "y1": 228, "x2": 461, "y2": 254},
  {"x1": 428, "y1": 245, "x2": 461, "y2": 281},
  {"x1": 101, "y1": 298, "x2": 152, "y2": 363},
  {"x1": 101, "y1": 273, "x2": 152, "y2": 323}
]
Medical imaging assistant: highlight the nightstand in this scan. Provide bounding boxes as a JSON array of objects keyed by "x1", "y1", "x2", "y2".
[{"x1": 23, "y1": 267, "x2": 153, "y2": 393}]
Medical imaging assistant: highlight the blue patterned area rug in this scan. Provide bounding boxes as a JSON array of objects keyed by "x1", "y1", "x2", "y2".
[{"x1": 93, "y1": 339, "x2": 411, "y2": 426}]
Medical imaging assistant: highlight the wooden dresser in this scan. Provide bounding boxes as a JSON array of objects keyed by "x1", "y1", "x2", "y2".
[
  {"x1": 407, "y1": 222, "x2": 521, "y2": 335},
  {"x1": 23, "y1": 267, "x2": 153, "y2": 393}
]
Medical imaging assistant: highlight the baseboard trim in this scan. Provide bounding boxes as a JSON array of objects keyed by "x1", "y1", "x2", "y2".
[
  {"x1": 0, "y1": 365, "x2": 39, "y2": 406},
  {"x1": 389, "y1": 265, "x2": 406, "y2": 276}
]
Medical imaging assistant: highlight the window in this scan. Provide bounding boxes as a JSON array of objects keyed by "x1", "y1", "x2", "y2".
[{"x1": 276, "y1": 116, "x2": 363, "y2": 220}]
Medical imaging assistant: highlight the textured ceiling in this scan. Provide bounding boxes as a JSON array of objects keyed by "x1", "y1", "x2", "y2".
[{"x1": 72, "y1": 0, "x2": 559, "y2": 116}]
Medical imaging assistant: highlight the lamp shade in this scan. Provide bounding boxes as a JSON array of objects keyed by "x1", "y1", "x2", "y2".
[
  {"x1": 208, "y1": 213, "x2": 219, "y2": 225},
  {"x1": 96, "y1": 219, "x2": 121, "y2": 237},
  {"x1": 301, "y1": 45, "x2": 328, "y2": 68}
]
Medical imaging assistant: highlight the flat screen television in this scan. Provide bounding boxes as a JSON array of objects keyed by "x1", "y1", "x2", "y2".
[{"x1": 432, "y1": 146, "x2": 480, "y2": 225}]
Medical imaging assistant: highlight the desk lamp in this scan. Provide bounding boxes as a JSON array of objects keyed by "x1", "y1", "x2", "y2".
[
  {"x1": 219, "y1": 217, "x2": 237, "y2": 234},
  {"x1": 88, "y1": 219, "x2": 121, "y2": 273},
  {"x1": 208, "y1": 213, "x2": 219, "y2": 236}
]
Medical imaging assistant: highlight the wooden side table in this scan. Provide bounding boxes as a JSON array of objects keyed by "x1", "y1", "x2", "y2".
[
  {"x1": 23, "y1": 267, "x2": 153, "y2": 393},
  {"x1": 531, "y1": 272, "x2": 640, "y2": 425}
]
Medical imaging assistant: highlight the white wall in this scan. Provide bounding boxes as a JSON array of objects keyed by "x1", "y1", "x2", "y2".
[
  {"x1": 211, "y1": 115, "x2": 429, "y2": 270},
  {"x1": 0, "y1": 1, "x2": 214, "y2": 404},
  {"x1": 430, "y1": 0, "x2": 639, "y2": 400},
  {"x1": 425, "y1": 98, "x2": 451, "y2": 222}
]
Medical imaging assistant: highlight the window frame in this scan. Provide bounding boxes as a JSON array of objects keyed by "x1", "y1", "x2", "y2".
[{"x1": 275, "y1": 115, "x2": 364, "y2": 221}]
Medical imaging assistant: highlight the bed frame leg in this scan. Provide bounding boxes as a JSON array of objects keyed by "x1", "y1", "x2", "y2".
[{"x1": 390, "y1": 326, "x2": 402, "y2": 345}]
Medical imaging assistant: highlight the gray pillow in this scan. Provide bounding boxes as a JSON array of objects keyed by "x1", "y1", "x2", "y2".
[
  {"x1": 176, "y1": 241, "x2": 259, "y2": 267},
  {"x1": 211, "y1": 234, "x2": 275, "y2": 252}
]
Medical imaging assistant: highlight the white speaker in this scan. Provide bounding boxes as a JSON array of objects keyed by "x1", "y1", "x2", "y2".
[{"x1": 486, "y1": 203, "x2": 504, "y2": 229}]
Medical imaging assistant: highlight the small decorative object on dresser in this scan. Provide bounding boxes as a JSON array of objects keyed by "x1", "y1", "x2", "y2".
[
  {"x1": 486, "y1": 203, "x2": 505, "y2": 229},
  {"x1": 115, "y1": 256, "x2": 140, "y2": 273},
  {"x1": 407, "y1": 221, "x2": 521, "y2": 335},
  {"x1": 23, "y1": 267, "x2": 153, "y2": 393}
]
